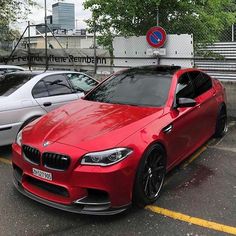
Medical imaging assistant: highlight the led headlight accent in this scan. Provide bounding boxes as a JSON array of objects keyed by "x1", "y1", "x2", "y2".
[
  {"x1": 81, "y1": 148, "x2": 133, "y2": 166},
  {"x1": 16, "y1": 130, "x2": 22, "y2": 147}
]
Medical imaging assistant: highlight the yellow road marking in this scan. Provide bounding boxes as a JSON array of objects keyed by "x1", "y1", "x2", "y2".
[
  {"x1": 146, "y1": 205, "x2": 236, "y2": 235},
  {"x1": 182, "y1": 146, "x2": 207, "y2": 169},
  {"x1": 0, "y1": 157, "x2": 11, "y2": 165}
]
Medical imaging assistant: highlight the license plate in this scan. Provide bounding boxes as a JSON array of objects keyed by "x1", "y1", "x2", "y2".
[{"x1": 32, "y1": 168, "x2": 52, "y2": 181}]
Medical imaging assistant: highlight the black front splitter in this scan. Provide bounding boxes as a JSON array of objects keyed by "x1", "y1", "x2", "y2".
[{"x1": 13, "y1": 174, "x2": 130, "y2": 216}]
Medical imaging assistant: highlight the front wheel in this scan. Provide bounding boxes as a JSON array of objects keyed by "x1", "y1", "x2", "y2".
[{"x1": 133, "y1": 144, "x2": 166, "y2": 208}]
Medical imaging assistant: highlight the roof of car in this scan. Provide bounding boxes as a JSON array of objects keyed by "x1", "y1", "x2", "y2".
[
  {"x1": 0, "y1": 65, "x2": 25, "y2": 69},
  {"x1": 1, "y1": 70, "x2": 97, "y2": 82},
  {"x1": 3, "y1": 70, "x2": 90, "y2": 76},
  {"x1": 3, "y1": 71, "x2": 41, "y2": 77},
  {"x1": 122, "y1": 65, "x2": 182, "y2": 74}
]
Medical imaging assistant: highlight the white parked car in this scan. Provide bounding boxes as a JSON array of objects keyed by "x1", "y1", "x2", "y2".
[
  {"x1": 0, "y1": 71, "x2": 99, "y2": 146},
  {"x1": 0, "y1": 65, "x2": 25, "y2": 75}
]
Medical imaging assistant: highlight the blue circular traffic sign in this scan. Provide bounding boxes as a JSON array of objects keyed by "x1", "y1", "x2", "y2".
[{"x1": 146, "y1": 26, "x2": 167, "y2": 48}]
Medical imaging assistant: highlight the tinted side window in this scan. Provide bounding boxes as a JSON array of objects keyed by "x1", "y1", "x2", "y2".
[
  {"x1": 7, "y1": 69, "x2": 22, "y2": 73},
  {"x1": 176, "y1": 73, "x2": 195, "y2": 99},
  {"x1": 189, "y1": 71, "x2": 212, "y2": 97},
  {"x1": 44, "y1": 75, "x2": 72, "y2": 96},
  {"x1": 0, "y1": 73, "x2": 34, "y2": 96},
  {"x1": 32, "y1": 80, "x2": 49, "y2": 98}
]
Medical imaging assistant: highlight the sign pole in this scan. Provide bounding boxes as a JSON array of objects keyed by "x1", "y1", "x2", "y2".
[
  {"x1": 156, "y1": 5, "x2": 159, "y2": 26},
  {"x1": 93, "y1": 19, "x2": 97, "y2": 75},
  {"x1": 156, "y1": 6, "x2": 160, "y2": 65},
  {"x1": 232, "y1": 24, "x2": 235, "y2": 42},
  {"x1": 44, "y1": 0, "x2": 48, "y2": 71},
  {"x1": 27, "y1": 21, "x2": 31, "y2": 71}
]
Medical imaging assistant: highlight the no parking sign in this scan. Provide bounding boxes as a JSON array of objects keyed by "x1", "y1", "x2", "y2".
[{"x1": 146, "y1": 26, "x2": 167, "y2": 48}]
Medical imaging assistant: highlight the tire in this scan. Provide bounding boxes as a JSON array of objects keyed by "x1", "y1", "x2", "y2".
[
  {"x1": 214, "y1": 105, "x2": 228, "y2": 138},
  {"x1": 133, "y1": 143, "x2": 166, "y2": 208}
]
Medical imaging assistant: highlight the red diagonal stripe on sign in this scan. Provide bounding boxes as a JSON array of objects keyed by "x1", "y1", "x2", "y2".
[{"x1": 151, "y1": 32, "x2": 160, "y2": 42}]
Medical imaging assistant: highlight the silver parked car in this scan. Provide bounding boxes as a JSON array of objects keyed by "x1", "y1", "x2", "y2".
[
  {"x1": 0, "y1": 65, "x2": 25, "y2": 75},
  {"x1": 0, "y1": 71, "x2": 99, "y2": 146}
]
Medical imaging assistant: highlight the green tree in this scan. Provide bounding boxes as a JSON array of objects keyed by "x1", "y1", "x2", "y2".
[
  {"x1": 0, "y1": 0, "x2": 37, "y2": 43},
  {"x1": 84, "y1": 0, "x2": 236, "y2": 50}
]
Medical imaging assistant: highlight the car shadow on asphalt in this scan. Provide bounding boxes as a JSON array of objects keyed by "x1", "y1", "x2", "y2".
[{"x1": 0, "y1": 145, "x2": 12, "y2": 158}]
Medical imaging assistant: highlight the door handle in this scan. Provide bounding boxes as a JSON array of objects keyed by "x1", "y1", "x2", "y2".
[
  {"x1": 162, "y1": 124, "x2": 173, "y2": 134},
  {"x1": 43, "y1": 102, "x2": 52, "y2": 107}
]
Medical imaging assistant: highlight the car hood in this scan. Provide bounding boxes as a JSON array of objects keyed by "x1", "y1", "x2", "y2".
[{"x1": 23, "y1": 99, "x2": 164, "y2": 151}]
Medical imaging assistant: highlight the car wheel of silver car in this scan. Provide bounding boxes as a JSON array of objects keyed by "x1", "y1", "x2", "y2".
[
  {"x1": 133, "y1": 143, "x2": 166, "y2": 208},
  {"x1": 215, "y1": 105, "x2": 227, "y2": 138}
]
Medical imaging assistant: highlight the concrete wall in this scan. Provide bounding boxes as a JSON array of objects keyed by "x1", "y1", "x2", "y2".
[{"x1": 221, "y1": 81, "x2": 236, "y2": 118}]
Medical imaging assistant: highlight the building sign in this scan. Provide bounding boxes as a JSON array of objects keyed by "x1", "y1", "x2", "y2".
[
  {"x1": 0, "y1": 49, "x2": 109, "y2": 67},
  {"x1": 0, "y1": 55, "x2": 107, "y2": 65}
]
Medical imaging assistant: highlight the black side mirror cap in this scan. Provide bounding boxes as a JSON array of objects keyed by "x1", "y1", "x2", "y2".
[{"x1": 176, "y1": 97, "x2": 197, "y2": 108}]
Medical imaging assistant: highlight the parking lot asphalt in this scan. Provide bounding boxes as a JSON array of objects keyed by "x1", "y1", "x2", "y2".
[{"x1": 0, "y1": 120, "x2": 235, "y2": 236}]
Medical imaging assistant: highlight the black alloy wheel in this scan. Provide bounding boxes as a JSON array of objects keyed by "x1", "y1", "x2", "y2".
[
  {"x1": 143, "y1": 150, "x2": 165, "y2": 199},
  {"x1": 133, "y1": 144, "x2": 166, "y2": 207}
]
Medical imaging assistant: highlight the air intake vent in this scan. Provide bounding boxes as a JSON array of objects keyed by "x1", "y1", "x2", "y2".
[
  {"x1": 26, "y1": 176, "x2": 69, "y2": 197},
  {"x1": 42, "y1": 153, "x2": 70, "y2": 171},
  {"x1": 23, "y1": 145, "x2": 41, "y2": 165}
]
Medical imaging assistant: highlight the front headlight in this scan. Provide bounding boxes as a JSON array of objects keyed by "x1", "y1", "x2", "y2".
[
  {"x1": 16, "y1": 130, "x2": 22, "y2": 147},
  {"x1": 81, "y1": 148, "x2": 133, "y2": 166}
]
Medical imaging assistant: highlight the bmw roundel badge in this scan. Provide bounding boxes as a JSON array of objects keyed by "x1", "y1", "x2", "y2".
[{"x1": 43, "y1": 141, "x2": 51, "y2": 147}]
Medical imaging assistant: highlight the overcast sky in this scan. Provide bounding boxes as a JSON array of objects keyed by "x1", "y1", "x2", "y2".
[{"x1": 17, "y1": 0, "x2": 91, "y2": 31}]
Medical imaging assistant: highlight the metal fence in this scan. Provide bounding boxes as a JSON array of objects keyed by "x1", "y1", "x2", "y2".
[
  {"x1": 0, "y1": 6, "x2": 235, "y2": 80},
  {"x1": 195, "y1": 42, "x2": 236, "y2": 80}
]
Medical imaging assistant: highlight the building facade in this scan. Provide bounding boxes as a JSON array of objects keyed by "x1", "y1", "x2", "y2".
[
  {"x1": 52, "y1": 2, "x2": 75, "y2": 31},
  {"x1": 21, "y1": 35, "x2": 94, "y2": 49}
]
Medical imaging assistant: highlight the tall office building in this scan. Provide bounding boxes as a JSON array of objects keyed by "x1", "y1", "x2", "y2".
[{"x1": 52, "y1": 2, "x2": 75, "y2": 31}]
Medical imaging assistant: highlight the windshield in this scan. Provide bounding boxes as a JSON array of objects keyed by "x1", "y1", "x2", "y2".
[
  {"x1": 85, "y1": 69, "x2": 173, "y2": 107},
  {"x1": 0, "y1": 73, "x2": 34, "y2": 96}
]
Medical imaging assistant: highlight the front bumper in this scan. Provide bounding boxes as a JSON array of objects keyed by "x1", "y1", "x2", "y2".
[
  {"x1": 13, "y1": 172, "x2": 129, "y2": 215},
  {"x1": 12, "y1": 143, "x2": 135, "y2": 215}
]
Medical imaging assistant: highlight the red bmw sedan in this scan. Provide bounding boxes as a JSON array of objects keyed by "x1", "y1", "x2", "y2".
[{"x1": 12, "y1": 66, "x2": 227, "y2": 215}]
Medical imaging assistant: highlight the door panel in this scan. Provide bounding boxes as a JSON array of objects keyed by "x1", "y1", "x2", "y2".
[
  {"x1": 164, "y1": 72, "x2": 205, "y2": 166},
  {"x1": 165, "y1": 106, "x2": 204, "y2": 168},
  {"x1": 194, "y1": 88, "x2": 218, "y2": 138},
  {"x1": 189, "y1": 71, "x2": 218, "y2": 139},
  {"x1": 32, "y1": 74, "x2": 83, "y2": 112}
]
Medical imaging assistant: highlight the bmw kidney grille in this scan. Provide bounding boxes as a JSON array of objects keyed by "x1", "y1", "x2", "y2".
[{"x1": 22, "y1": 145, "x2": 70, "y2": 171}]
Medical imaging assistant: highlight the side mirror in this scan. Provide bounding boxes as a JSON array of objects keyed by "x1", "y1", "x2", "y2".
[{"x1": 176, "y1": 98, "x2": 197, "y2": 108}]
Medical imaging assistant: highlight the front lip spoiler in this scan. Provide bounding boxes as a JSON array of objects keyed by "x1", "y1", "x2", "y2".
[{"x1": 13, "y1": 174, "x2": 130, "y2": 216}]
